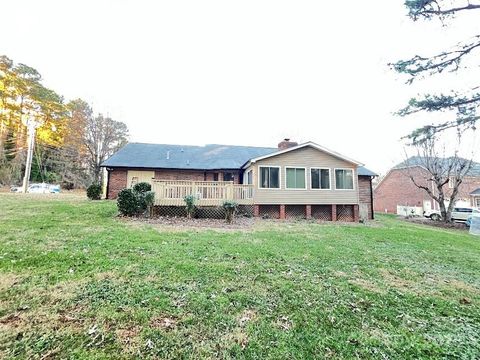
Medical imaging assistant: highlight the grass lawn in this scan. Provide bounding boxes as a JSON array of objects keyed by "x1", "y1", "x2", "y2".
[{"x1": 1, "y1": 194, "x2": 480, "y2": 359}]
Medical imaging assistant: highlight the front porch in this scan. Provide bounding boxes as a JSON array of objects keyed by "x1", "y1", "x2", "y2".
[{"x1": 151, "y1": 180, "x2": 254, "y2": 206}]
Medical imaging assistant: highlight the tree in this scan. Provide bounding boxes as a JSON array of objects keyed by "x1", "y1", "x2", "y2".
[
  {"x1": 84, "y1": 113, "x2": 128, "y2": 184},
  {"x1": 405, "y1": 133, "x2": 473, "y2": 222},
  {"x1": 393, "y1": 0, "x2": 480, "y2": 143}
]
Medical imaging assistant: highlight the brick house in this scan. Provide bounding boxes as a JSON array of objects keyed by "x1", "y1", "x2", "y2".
[
  {"x1": 374, "y1": 157, "x2": 480, "y2": 214},
  {"x1": 102, "y1": 139, "x2": 377, "y2": 221}
]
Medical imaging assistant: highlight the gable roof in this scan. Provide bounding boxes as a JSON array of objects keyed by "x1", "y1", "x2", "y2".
[
  {"x1": 102, "y1": 143, "x2": 276, "y2": 170},
  {"x1": 394, "y1": 156, "x2": 480, "y2": 177},
  {"x1": 242, "y1": 142, "x2": 363, "y2": 168},
  {"x1": 471, "y1": 188, "x2": 480, "y2": 196}
]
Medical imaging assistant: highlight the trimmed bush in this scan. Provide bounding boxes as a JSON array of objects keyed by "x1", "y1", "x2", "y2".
[
  {"x1": 184, "y1": 195, "x2": 196, "y2": 218},
  {"x1": 133, "y1": 182, "x2": 151, "y2": 194},
  {"x1": 87, "y1": 183, "x2": 102, "y2": 200},
  {"x1": 223, "y1": 201, "x2": 238, "y2": 223},
  {"x1": 117, "y1": 188, "x2": 139, "y2": 216}
]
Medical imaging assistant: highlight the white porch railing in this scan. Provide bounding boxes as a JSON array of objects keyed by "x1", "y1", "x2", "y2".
[{"x1": 151, "y1": 180, "x2": 254, "y2": 206}]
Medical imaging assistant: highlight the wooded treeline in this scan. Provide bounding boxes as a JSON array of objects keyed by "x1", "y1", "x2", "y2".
[{"x1": 0, "y1": 55, "x2": 128, "y2": 189}]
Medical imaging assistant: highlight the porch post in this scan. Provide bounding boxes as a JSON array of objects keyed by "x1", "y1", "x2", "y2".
[
  {"x1": 280, "y1": 205, "x2": 286, "y2": 220},
  {"x1": 306, "y1": 205, "x2": 312, "y2": 219},
  {"x1": 353, "y1": 204, "x2": 359, "y2": 222},
  {"x1": 332, "y1": 204, "x2": 337, "y2": 221}
]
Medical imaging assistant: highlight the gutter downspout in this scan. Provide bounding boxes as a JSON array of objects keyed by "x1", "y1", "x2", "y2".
[{"x1": 370, "y1": 176, "x2": 374, "y2": 220}]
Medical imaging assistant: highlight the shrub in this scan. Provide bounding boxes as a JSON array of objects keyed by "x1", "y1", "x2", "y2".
[
  {"x1": 133, "y1": 182, "x2": 151, "y2": 194},
  {"x1": 87, "y1": 183, "x2": 102, "y2": 200},
  {"x1": 223, "y1": 201, "x2": 238, "y2": 223},
  {"x1": 184, "y1": 195, "x2": 196, "y2": 218},
  {"x1": 117, "y1": 188, "x2": 139, "y2": 216}
]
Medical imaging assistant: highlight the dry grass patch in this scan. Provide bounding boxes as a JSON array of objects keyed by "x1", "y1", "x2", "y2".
[
  {"x1": 348, "y1": 278, "x2": 385, "y2": 294},
  {"x1": 0, "y1": 272, "x2": 22, "y2": 292},
  {"x1": 150, "y1": 316, "x2": 178, "y2": 331}
]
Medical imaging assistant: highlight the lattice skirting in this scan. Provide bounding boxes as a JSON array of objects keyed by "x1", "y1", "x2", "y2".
[
  {"x1": 259, "y1": 205, "x2": 280, "y2": 219},
  {"x1": 312, "y1": 205, "x2": 332, "y2": 221},
  {"x1": 153, "y1": 205, "x2": 254, "y2": 219},
  {"x1": 337, "y1": 205, "x2": 354, "y2": 222},
  {"x1": 285, "y1": 205, "x2": 306, "y2": 219}
]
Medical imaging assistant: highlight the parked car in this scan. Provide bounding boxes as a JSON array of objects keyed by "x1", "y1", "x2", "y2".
[
  {"x1": 424, "y1": 207, "x2": 480, "y2": 222},
  {"x1": 27, "y1": 183, "x2": 61, "y2": 194}
]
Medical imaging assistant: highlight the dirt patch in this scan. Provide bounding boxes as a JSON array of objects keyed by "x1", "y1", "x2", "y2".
[
  {"x1": 116, "y1": 325, "x2": 142, "y2": 352},
  {"x1": 125, "y1": 216, "x2": 256, "y2": 232},
  {"x1": 348, "y1": 278, "x2": 385, "y2": 294},
  {"x1": 402, "y1": 217, "x2": 468, "y2": 231},
  {"x1": 150, "y1": 316, "x2": 177, "y2": 331},
  {"x1": 379, "y1": 269, "x2": 419, "y2": 293},
  {"x1": 0, "y1": 273, "x2": 22, "y2": 292},
  {"x1": 238, "y1": 309, "x2": 257, "y2": 327}
]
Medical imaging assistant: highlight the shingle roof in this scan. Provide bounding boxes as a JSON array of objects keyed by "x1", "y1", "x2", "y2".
[
  {"x1": 394, "y1": 156, "x2": 480, "y2": 176},
  {"x1": 102, "y1": 142, "x2": 378, "y2": 176},
  {"x1": 357, "y1": 166, "x2": 377, "y2": 176},
  {"x1": 471, "y1": 188, "x2": 480, "y2": 196},
  {"x1": 102, "y1": 143, "x2": 276, "y2": 170}
]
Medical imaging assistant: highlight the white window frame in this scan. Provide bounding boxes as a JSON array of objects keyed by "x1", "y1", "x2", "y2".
[
  {"x1": 334, "y1": 168, "x2": 355, "y2": 190},
  {"x1": 310, "y1": 167, "x2": 331, "y2": 190},
  {"x1": 258, "y1": 165, "x2": 281, "y2": 190},
  {"x1": 285, "y1": 166, "x2": 307, "y2": 190},
  {"x1": 244, "y1": 169, "x2": 253, "y2": 185}
]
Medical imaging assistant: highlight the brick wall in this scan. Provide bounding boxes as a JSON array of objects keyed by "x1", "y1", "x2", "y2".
[
  {"x1": 358, "y1": 176, "x2": 373, "y2": 219},
  {"x1": 154, "y1": 169, "x2": 241, "y2": 184},
  {"x1": 374, "y1": 166, "x2": 480, "y2": 213},
  {"x1": 107, "y1": 169, "x2": 127, "y2": 199}
]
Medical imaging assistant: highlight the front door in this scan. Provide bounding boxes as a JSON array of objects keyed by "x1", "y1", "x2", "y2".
[{"x1": 423, "y1": 200, "x2": 432, "y2": 213}]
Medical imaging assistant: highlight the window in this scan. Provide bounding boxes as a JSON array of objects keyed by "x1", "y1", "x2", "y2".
[
  {"x1": 246, "y1": 170, "x2": 253, "y2": 185},
  {"x1": 448, "y1": 177, "x2": 455, "y2": 188},
  {"x1": 286, "y1": 167, "x2": 306, "y2": 189},
  {"x1": 223, "y1": 172, "x2": 235, "y2": 182},
  {"x1": 213, "y1": 173, "x2": 219, "y2": 181},
  {"x1": 259, "y1": 166, "x2": 280, "y2": 188},
  {"x1": 311, "y1": 168, "x2": 330, "y2": 189},
  {"x1": 335, "y1": 169, "x2": 354, "y2": 190}
]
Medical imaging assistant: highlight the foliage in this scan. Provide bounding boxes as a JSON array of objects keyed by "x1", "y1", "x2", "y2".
[
  {"x1": 133, "y1": 182, "x2": 151, "y2": 193},
  {"x1": 0, "y1": 55, "x2": 129, "y2": 187},
  {"x1": 184, "y1": 194, "x2": 196, "y2": 218},
  {"x1": 222, "y1": 200, "x2": 238, "y2": 223},
  {"x1": 2, "y1": 195, "x2": 480, "y2": 358},
  {"x1": 117, "y1": 188, "x2": 138, "y2": 216},
  {"x1": 405, "y1": 134, "x2": 473, "y2": 222},
  {"x1": 392, "y1": 1, "x2": 480, "y2": 142},
  {"x1": 86, "y1": 183, "x2": 102, "y2": 200}
]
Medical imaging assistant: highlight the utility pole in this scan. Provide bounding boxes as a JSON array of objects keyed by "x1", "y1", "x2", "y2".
[{"x1": 22, "y1": 117, "x2": 40, "y2": 193}]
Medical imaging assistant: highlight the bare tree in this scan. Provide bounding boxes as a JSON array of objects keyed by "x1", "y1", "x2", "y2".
[
  {"x1": 406, "y1": 134, "x2": 473, "y2": 222},
  {"x1": 84, "y1": 114, "x2": 128, "y2": 184}
]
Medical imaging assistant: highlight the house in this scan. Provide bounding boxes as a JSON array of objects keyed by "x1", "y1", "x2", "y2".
[
  {"x1": 102, "y1": 139, "x2": 377, "y2": 221},
  {"x1": 374, "y1": 157, "x2": 480, "y2": 215}
]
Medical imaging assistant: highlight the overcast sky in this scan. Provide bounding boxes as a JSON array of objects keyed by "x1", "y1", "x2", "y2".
[{"x1": 3, "y1": 1, "x2": 479, "y2": 173}]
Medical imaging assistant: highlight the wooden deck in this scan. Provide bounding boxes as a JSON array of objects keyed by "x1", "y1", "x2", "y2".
[{"x1": 151, "y1": 180, "x2": 254, "y2": 206}]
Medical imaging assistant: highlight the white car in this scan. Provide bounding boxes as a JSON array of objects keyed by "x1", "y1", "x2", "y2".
[
  {"x1": 27, "y1": 183, "x2": 60, "y2": 194},
  {"x1": 424, "y1": 207, "x2": 480, "y2": 221}
]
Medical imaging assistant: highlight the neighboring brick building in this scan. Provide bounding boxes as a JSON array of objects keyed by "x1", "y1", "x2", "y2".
[
  {"x1": 374, "y1": 157, "x2": 480, "y2": 214},
  {"x1": 102, "y1": 141, "x2": 377, "y2": 221}
]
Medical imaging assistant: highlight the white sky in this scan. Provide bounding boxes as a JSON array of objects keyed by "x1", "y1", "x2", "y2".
[{"x1": 3, "y1": 0, "x2": 479, "y2": 173}]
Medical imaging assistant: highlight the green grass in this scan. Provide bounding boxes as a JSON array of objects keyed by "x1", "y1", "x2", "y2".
[{"x1": 1, "y1": 194, "x2": 479, "y2": 359}]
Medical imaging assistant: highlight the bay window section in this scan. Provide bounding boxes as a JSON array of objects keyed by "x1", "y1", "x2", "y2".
[
  {"x1": 335, "y1": 169, "x2": 354, "y2": 190},
  {"x1": 286, "y1": 167, "x2": 306, "y2": 189},
  {"x1": 259, "y1": 166, "x2": 280, "y2": 189},
  {"x1": 311, "y1": 168, "x2": 330, "y2": 189}
]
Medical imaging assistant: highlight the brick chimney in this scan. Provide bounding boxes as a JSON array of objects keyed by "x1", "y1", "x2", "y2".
[{"x1": 278, "y1": 138, "x2": 298, "y2": 150}]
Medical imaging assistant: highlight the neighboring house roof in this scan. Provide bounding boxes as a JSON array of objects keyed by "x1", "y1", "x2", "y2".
[
  {"x1": 394, "y1": 156, "x2": 480, "y2": 176},
  {"x1": 242, "y1": 142, "x2": 364, "y2": 168},
  {"x1": 358, "y1": 166, "x2": 377, "y2": 177},
  {"x1": 470, "y1": 188, "x2": 480, "y2": 196},
  {"x1": 102, "y1": 143, "x2": 276, "y2": 170}
]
